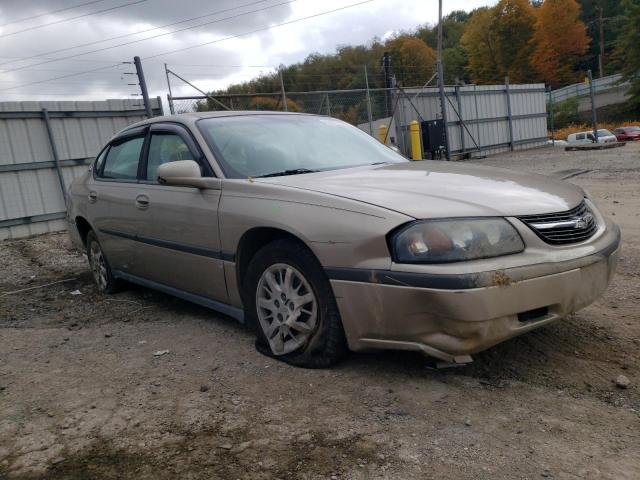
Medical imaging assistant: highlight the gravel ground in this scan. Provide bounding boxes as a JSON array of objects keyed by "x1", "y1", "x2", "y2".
[{"x1": 1, "y1": 142, "x2": 639, "y2": 480}]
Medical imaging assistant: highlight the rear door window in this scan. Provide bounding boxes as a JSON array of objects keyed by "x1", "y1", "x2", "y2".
[
  {"x1": 99, "y1": 136, "x2": 144, "y2": 180},
  {"x1": 576, "y1": 133, "x2": 585, "y2": 140}
]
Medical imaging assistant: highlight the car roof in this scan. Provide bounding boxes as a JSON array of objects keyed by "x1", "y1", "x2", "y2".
[{"x1": 117, "y1": 110, "x2": 316, "y2": 135}]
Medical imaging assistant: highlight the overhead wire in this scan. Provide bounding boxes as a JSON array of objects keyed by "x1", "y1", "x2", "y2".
[
  {"x1": 144, "y1": 0, "x2": 374, "y2": 60},
  {"x1": 0, "y1": 0, "x2": 109, "y2": 28},
  {"x1": 0, "y1": 0, "x2": 298, "y2": 74},
  {"x1": 0, "y1": 0, "x2": 148, "y2": 39},
  {"x1": 0, "y1": 62, "x2": 127, "y2": 92},
  {"x1": 0, "y1": 0, "x2": 276, "y2": 67},
  {"x1": 0, "y1": 0, "x2": 374, "y2": 93}
]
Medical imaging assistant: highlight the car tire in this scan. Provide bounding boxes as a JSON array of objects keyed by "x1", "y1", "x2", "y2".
[
  {"x1": 244, "y1": 238, "x2": 348, "y2": 368},
  {"x1": 86, "y1": 230, "x2": 122, "y2": 294}
]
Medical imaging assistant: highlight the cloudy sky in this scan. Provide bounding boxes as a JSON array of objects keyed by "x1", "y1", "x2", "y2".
[{"x1": 0, "y1": 0, "x2": 494, "y2": 106}]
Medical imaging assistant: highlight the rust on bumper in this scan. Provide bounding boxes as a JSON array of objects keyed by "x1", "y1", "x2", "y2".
[{"x1": 330, "y1": 227, "x2": 620, "y2": 364}]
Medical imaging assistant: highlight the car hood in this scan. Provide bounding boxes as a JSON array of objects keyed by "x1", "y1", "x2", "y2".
[{"x1": 258, "y1": 161, "x2": 585, "y2": 219}]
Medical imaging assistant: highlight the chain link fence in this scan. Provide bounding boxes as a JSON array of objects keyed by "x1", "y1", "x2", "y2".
[{"x1": 170, "y1": 88, "x2": 395, "y2": 130}]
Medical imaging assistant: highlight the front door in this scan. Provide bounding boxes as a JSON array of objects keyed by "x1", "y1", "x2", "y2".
[{"x1": 132, "y1": 124, "x2": 227, "y2": 303}]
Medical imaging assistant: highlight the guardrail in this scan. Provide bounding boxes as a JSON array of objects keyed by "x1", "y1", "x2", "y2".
[{"x1": 547, "y1": 74, "x2": 626, "y2": 103}]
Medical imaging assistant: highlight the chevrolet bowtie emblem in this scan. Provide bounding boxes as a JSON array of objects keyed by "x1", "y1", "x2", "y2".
[{"x1": 574, "y1": 213, "x2": 593, "y2": 229}]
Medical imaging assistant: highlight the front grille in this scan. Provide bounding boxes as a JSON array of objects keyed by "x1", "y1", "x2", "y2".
[{"x1": 518, "y1": 200, "x2": 597, "y2": 245}]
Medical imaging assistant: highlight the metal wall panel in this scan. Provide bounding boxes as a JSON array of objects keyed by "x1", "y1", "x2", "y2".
[
  {"x1": 397, "y1": 83, "x2": 547, "y2": 158},
  {"x1": 0, "y1": 98, "x2": 161, "y2": 240}
]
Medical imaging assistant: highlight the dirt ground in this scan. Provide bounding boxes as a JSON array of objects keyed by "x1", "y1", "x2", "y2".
[{"x1": 1, "y1": 142, "x2": 639, "y2": 480}]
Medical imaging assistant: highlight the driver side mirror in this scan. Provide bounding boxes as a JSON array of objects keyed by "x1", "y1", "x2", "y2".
[{"x1": 157, "y1": 160, "x2": 220, "y2": 189}]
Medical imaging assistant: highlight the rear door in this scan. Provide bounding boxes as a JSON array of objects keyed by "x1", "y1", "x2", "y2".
[
  {"x1": 132, "y1": 123, "x2": 227, "y2": 302},
  {"x1": 89, "y1": 128, "x2": 147, "y2": 275}
]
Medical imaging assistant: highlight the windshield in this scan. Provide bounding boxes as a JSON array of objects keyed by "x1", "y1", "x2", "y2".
[
  {"x1": 597, "y1": 129, "x2": 612, "y2": 137},
  {"x1": 625, "y1": 126, "x2": 640, "y2": 132},
  {"x1": 197, "y1": 114, "x2": 407, "y2": 178}
]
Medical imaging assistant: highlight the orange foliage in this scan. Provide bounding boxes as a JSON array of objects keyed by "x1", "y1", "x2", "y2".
[
  {"x1": 249, "y1": 96, "x2": 301, "y2": 112},
  {"x1": 531, "y1": 0, "x2": 590, "y2": 87},
  {"x1": 461, "y1": 0, "x2": 537, "y2": 84},
  {"x1": 387, "y1": 36, "x2": 436, "y2": 86}
]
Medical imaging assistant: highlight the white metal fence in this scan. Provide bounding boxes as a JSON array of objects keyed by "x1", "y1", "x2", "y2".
[
  {"x1": 395, "y1": 82, "x2": 548, "y2": 157},
  {"x1": 0, "y1": 98, "x2": 162, "y2": 240}
]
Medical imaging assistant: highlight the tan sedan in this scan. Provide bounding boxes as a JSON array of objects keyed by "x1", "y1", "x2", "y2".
[{"x1": 66, "y1": 112, "x2": 620, "y2": 367}]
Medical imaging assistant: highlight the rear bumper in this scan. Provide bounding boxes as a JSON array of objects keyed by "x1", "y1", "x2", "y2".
[{"x1": 330, "y1": 227, "x2": 620, "y2": 363}]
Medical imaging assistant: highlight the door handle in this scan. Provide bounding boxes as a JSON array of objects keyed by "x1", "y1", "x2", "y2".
[
  {"x1": 135, "y1": 194, "x2": 150, "y2": 209},
  {"x1": 88, "y1": 191, "x2": 97, "y2": 203}
]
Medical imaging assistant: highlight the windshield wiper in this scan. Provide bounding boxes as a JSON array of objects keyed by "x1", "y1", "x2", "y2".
[{"x1": 255, "y1": 168, "x2": 320, "y2": 178}]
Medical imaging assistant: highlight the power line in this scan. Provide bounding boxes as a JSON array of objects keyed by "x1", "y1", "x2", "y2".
[
  {"x1": 0, "y1": 0, "x2": 148, "y2": 39},
  {"x1": 0, "y1": 0, "x2": 297, "y2": 74},
  {"x1": 0, "y1": 0, "x2": 109, "y2": 28},
  {"x1": 1, "y1": 0, "x2": 373, "y2": 93},
  {"x1": 0, "y1": 55, "x2": 131, "y2": 65},
  {"x1": 0, "y1": 0, "x2": 275, "y2": 68},
  {"x1": 0, "y1": 67, "x2": 130, "y2": 74},
  {"x1": 144, "y1": 0, "x2": 374, "y2": 60},
  {"x1": 167, "y1": 63, "x2": 275, "y2": 68},
  {"x1": 0, "y1": 62, "x2": 126, "y2": 92}
]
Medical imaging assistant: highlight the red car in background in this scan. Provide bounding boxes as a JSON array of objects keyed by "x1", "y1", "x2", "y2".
[{"x1": 614, "y1": 126, "x2": 640, "y2": 141}]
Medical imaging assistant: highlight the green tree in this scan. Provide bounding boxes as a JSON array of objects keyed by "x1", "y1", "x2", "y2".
[
  {"x1": 460, "y1": 8, "x2": 502, "y2": 82},
  {"x1": 577, "y1": 0, "x2": 624, "y2": 75},
  {"x1": 416, "y1": 10, "x2": 471, "y2": 83},
  {"x1": 616, "y1": 0, "x2": 640, "y2": 106},
  {"x1": 493, "y1": 0, "x2": 537, "y2": 82}
]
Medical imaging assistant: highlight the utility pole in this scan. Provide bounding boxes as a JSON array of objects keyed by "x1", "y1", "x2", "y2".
[
  {"x1": 364, "y1": 64, "x2": 373, "y2": 136},
  {"x1": 134, "y1": 56, "x2": 153, "y2": 118},
  {"x1": 382, "y1": 51, "x2": 392, "y2": 116},
  {"x1": 279, "y1": 66, "x2": 288, "y2": 112},
  {"x1": 588, "y1": 69, "x2": 598, "y2": 142},
  {"x1": 598, "y1": 7, "x2": 605, "y2": 78},
  {"x1": 436, "y1": 0, "x2": 451, "y2": 160},
  {"x1": 164, "y1": 63, "x2": 175, "y2": 115}
]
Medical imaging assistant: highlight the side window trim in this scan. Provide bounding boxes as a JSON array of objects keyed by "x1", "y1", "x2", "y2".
[
  {"x1": 95, "y1": 133, "x2": 146, "y2": 183},
  {"x1": 92, "y1": 144, "x2": 110, "y2": 179},
  {"x1": 141, "y1": 123, "x2": 213, "y2": 182}
]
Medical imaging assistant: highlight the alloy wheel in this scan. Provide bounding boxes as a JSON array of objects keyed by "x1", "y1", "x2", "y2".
[
  {"x1": 256, "y1": 263, "x2": 318, "y2": 355},
  {"x1": 89, "y1": 241, "x2": 108, "y2": 291}
]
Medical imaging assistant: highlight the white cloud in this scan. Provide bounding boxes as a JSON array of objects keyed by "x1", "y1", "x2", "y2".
[{"x1": 0, "y1": 0, "x2": 496, "y2": 103}]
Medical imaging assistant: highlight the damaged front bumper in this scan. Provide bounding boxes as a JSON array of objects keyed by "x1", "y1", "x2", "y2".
[{"x1": 329, "y1": 223, "x2": 620, "y2": 364}]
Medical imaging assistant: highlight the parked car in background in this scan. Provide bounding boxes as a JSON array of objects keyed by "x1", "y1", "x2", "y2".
[
  {"x1": 567, "y1": 129, "x2": 617, "y2": 144},
  {"x1": 66, "y1": 112, "x2": 620, "y2": 368},
  {"x1": 614, "y1": 126, "x2": 640, "y2": 141}
]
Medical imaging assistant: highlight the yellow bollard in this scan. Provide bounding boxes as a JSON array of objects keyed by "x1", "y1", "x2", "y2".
[
  {"x1": 409, "y1": 120, "x2": 422, "y2": 160},
  {"x1": 378, "y1": 124, "x2": 388, "y2": 144}
]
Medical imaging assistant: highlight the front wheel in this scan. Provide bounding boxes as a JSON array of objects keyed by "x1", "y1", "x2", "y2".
[{"x1": 244, "y1": 239, "x2": 347, "y2": 368}]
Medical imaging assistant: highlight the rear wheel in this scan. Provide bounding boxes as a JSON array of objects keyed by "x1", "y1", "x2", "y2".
[
  {"x1": 86, "y1": 231, "x2": 121, "y2": 294},
  {"x1": 244, "y1": 239, "x2": 347, "y2": 368}
]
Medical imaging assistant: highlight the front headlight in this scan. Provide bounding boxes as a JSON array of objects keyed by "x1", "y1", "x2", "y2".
[{"x1": 390, "y1": 218, "x2": 524, "y2": 264}]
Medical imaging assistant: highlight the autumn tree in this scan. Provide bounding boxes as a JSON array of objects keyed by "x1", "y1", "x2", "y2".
[
  {"x1": 530, "y1": 0, "x2": 590, "y2": 86},
  {"x1": 386, "y1": 36, "x2": 436, "y2": 86},
  {"x1": 616, "y1": 0, "x2": 640, "y2": 107},
  {"x1": 493, "y1": 0, "x2": 537, "y2": 82},
  {"x1": 460, "y1": 8, "x2": 500, "y2": 82},
  {"x1": 461, "y1": 0, "x2": 536, "y2": 83}
]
